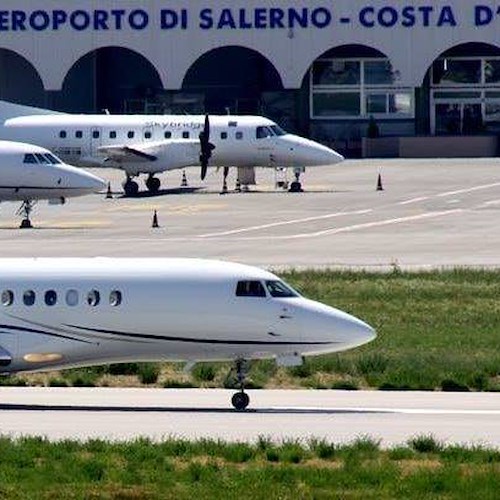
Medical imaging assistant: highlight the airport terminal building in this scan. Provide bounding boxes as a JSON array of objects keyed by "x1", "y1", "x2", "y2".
[{"x1": 1, "y1": 0, "x2": 500, "y2": 156}]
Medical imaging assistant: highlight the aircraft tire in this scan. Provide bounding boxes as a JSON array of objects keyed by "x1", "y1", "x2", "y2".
[
  {"x1": 146, "y1": 176, "x2": 161, "y2": 193},
  {"x1": 231, "y1": 391, "x2": 250, "y2": 411},
  {"x1": 288, "y1": 181, "x2": 303, "y2": 193},
  {"x1": 123, "y1": 180, "x2": 139, "y2": 197}
]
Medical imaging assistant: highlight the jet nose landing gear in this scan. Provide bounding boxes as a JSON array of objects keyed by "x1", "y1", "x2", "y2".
[{"x1": 231, "y1": 358, "x2": 250, "y2": 411}]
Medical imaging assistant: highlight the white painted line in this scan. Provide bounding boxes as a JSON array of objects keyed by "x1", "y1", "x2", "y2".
[
  {"x1": 198, "y1": 209, "x2": 373, "y2": 238},
  {"x1": 437, "y1": 182, "x2": 500, "y2": 198},
  {"x1": 268, "y1": 407, "x2": 500, "y2": 416},
  {"x1": 482, "y1": 200, "x2": 500, "y2": 207},
  {"x1": 398, "y1": 197, "x2": 430, "y2": 205}
]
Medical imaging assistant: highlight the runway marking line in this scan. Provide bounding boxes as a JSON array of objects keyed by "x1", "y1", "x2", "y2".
[{"x1": 437, "y1": 182, "x2": 500, "y2": 198}]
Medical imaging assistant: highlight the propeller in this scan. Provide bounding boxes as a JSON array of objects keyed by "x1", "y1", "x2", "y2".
[{"x1": 199, "y1": 114, "x2": 215, "y2": 180}]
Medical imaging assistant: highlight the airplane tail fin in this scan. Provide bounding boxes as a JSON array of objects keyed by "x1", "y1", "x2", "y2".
[{"x1": 0, "y1": 99, "x2": 64, "y2": 123}]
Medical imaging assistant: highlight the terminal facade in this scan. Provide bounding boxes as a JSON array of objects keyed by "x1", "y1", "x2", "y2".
[{"x1": 1, "y1": 1, "x2": 500, "y2": 156}]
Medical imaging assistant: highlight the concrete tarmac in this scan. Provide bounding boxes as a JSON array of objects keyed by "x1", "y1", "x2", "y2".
[
  {"x1": 0, "y1": 388, "x2": 499, "y2": 448},
  {"x1": 0, "y1": 158, "x2": 500, "y2": 269}
]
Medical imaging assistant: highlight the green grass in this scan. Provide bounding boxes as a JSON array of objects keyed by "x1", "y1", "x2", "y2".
[
  {"x1": 0, "y1": 436, "x2": 498, "y2": 499},
  {"x1": 12, "y1": 269, "x2": 500, "y2": 392}
]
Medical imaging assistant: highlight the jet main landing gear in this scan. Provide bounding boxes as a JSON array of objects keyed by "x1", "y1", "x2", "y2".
[
  {"x1": 145, "y1": 175, "x2": 161, "y2": 194},
  {"x1": 123, "y1": 177, "x2": 139, "y2": 197},
  {"x1": 231, "y1": 358, "x2": 250, "y2": 411}
]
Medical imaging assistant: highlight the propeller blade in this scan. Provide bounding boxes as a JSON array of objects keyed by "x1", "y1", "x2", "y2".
[
  {"x1": 199, "y1": 114, "x2": 214, "y2": 180},
  {"x1": 201, "y1": 162, "x2": 208, "y2": 181}
]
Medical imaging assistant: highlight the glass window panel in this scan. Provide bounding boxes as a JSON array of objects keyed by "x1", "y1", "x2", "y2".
[
  {"x1": 312, "y1": 60, "x2": 360, "y2": 86},
  {"x1": 486, "y1": 91, "x2": 500, "y2": 98},
  {"x1": 365, "y1": 60, "x2": 394, "y2": 85},
  {"x1": 367, "y1": 94, "x2": 387, "y2": 114},
  {"x1": 485, "y1": 103, "x2": 500, "y2": 122},
  {"x1": 485, "y1": 60, "x2": 500, "y2": 84},
  {"x1": 313, "y1": 92, "x2": 361, "y2": 117},
  {"x1": 434, "y1": 91, "x2": 481, "y2": 99},
  {"x1": 433, "y1": 59, "x2": 481, "y2": 85},
  {"x1": 389, "y1": 93, "x2": 412, "y2": 114}
]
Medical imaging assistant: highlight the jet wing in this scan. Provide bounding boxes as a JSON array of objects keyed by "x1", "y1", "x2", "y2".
[{"x1": 97, "y1": 139, "x2": 200, "y2": 165}]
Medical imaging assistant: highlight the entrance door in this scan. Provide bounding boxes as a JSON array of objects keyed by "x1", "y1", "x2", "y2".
[{"x1": 434, "y1": 102, "x2": 483, "y2": 135}]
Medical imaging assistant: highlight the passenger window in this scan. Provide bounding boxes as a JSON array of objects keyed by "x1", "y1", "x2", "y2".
[
  {"x1": 1, "y1": 290, "x2": 14, "y2": 306},
  {"x1": 182, "y1": 131, "x2": 190, "y2": 139},
  {"x1": 236, "y1": 131, "x2": 243, "y2": 140},
  {"x1": 221, "y1": 132, "x2": 228, "y2": 140},
  {"x1": 144, "y1": 131, "x2": 152, "y2": 139},
  {"x1": 65, "y1": 289, "x2": 79, "y2": 306},
  {"x1": 236, "y1": 281, "x2": 266, "y2": 298},
  {"x1": 265, "y1": 280, "x2": 299, "y2": 298},
  {"x1": 164, "y1": 131, "x2": 172, "y2": 139},
  {"x1": 44, "y1": 290, "x2": 57, "y2": 306},
  {"x1": 128, "y1": 131, "x2": 135, "y2": 139},
  {"x1": 109, "y1": 131, "x2": 117, "y2": 139},
  {"x1": 23, "y1": 290, "x2": 36, "y2": 306},
  {"x1": 75, "y1": 131, "x2": 83, "y2": 139},
  {"x1": 92, "y1": 131, "x2": 100, "y2": 139},
  {"x1": 23, "y1": 154, "x2": 37, "y2": 164},
  {"x1": 87, "y1": 290, "x2": 100, "y2": 307},
  {"x1": 59, "y1": 131, "x2": 67, "y2": 139},
  {"x1": 109, "y1": 290, "x2": 122, "y2": 307}
]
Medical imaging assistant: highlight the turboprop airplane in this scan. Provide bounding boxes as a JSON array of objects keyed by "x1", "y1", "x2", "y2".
[
  {"x1": 0, "y1": 258, "x2": 375, "y2": 410},
  {"x1": 0, "y1": 140, "x2": 106, "y2": 228},
  {"x1": 0, "y1": 100, "x2": 344, "y2": 196}
]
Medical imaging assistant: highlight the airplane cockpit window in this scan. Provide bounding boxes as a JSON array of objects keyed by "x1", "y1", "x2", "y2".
[
  {"x1": 23, "y1": 154, "x2": 37, "y2": 164},
  {"x1": 23, "y1": 290, "x2": 36, "y2": 306},
  {"x1": 109, "y1": 290, "x2": 122, "y2": 306},
  {"x1": 1, "y1": 290, "x2": 14, "y2": 306},
  {"x1": 270, "y1": 125, "x2": 287, "y2": 136},
  {"x1": 87, "y1": 290, "x2": 100, "y2": 307},
  {"x1": 236, "y1": 281, "x2": 266, "y2": 297},
  {"x1": 44, "y1": 154, "x2": 62, "y2": 164},
  {"x1": 44, "y1": 290, "x2": 57, "y2": 306},
  {"x1": 256, "y1": 126, "x2": 272, "y2": 139},
  {"x1": 66, "y1": 289, "x2": 79, "y2": 306},
  {"x1": 265, "y1": 280, "x2": 299, "y2": 298},
  {"x1": 35, "y1": 153, "x2": 50, "y2": 164}
]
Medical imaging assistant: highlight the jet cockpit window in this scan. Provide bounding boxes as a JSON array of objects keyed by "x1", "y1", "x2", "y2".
[
  {"x1": 35, "y1": 153, "x2": 50, "y2": 164},
  {"x1": 236, "y1": 281, "x2": 266, "y2": 297},
  {"x1": 256, "y1": 126, "x2": 273, "y2": 139},
  {"x1": 265, "y1": 280, "x2": 299, "y2": 298},
  {"x1": 270, "y1": 125, "x2": 286, "y2": 136},
  {"x1": 23, "y1": 154, "x2": 37, "y2": 164},
  {"x1": 44, "y1": 154, "x2": 62, "y2": 164}
]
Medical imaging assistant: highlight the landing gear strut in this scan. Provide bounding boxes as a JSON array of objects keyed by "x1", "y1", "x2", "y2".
[
  {"x1": 289, "y1": 167, "x2": 304, "y2": 193},
  {"x1": 123, "y1": 177, "x2": 139, "y2": 197},
  {"x1": 231, "y1": 358, "x2": 250, "y2": 411},
  {"x1": 17, "y1": 200, "x2": 35, "y2": 229},
  {"x1": 145, "y1": 175, "x2": 161, "y2": 194}
]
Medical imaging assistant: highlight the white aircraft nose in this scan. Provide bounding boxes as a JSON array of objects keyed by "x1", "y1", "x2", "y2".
[
  {"x1": 284, "y1": 135, "x2": 344, "y2": 166},
  {"x1": 64, "y1": 166, "x2": 107, "y2": 193}
]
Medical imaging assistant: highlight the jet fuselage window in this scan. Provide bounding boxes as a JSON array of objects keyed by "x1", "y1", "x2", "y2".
[
  {"x1": 236, "y1": 281, "x2": 266, "y2": 298},
  {"x1": 1, "y1": 290, "x2": 14, "y2": 306},
  {"x1": 44, "y1": 290, "x2": 57, "y2": 306},
  {"x1": 236, "y1": 131, "x2": 243, "y2": 140},
  {"x1": 221, "y1": 132, "x2": 228, "y2": 140},
  {"x1": 182, "y1": 131, "x2": 190, "y2": 139},
  {"x1": 23, "y1": 290, "x2": 36, "y2": 306},
  {"x1": 92, "y1": 131, "x2": 100, "y2": 139},
  {"x1": 59, "y1": 131, "x2": 67, "y2": 139},
  {"x1": 265, "y1": 280, "x2": 299, "y2": 298},
  {"x1": 128, "y1": 131, "x2": 135, "y2": 139},
  {"x1": 23, "y1": 154, "x2": 37, "y2": 164},
  {"x1": 109, "y1": 131, "x2": 117, "y2": 139},
  {"x1": 164, "y1": 131, "x2": 172, "y2": 139},
  {"x1": 75, "y1": 131, "x2": 83, "y2": 139},
  {"x1": 66, "y1": 289, "x2": 79, "y2": 306},
  {"x1": 87, "y1": 290, "x2": 100, "y2": 307},
  {"x1": 109, "y1": 290, "x2": 122, "y2": 306},
  {"x1": 144, "y1": 131, "x2": 152, "y2": 139},
  {"x1": 35, "y1": 153, "x2": 50, "y2": 164}
]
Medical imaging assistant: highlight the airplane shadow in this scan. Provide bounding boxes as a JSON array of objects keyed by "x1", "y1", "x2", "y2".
[
  {"x1": 0, "y1": 403, "x2": 391, "y2": 415},
  {"x1": 119, "y1": 187, "x2": 202, "y2": 198}
]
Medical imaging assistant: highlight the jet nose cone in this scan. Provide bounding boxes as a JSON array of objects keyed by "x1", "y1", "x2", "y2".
[
  {"x1": 348, "y1": 315, "x2": 377, "y2": 347},
  {"x1": 75, "y1": 170, "x2": 107, "y2": 192}
]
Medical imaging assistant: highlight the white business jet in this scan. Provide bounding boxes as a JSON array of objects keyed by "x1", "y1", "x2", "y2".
[
  {"x1": 0, "y1": 258, "x2": 375, "y2": 410},
  {"x1": 0, "y1": 140, "x2": 106, "y2": 228},
  {"x1": 0, "y1": 101, "x2": 344, "y2": 196}
]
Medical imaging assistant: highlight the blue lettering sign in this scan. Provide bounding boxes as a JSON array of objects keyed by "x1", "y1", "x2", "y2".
[
  {"x1": 199, "y1": 8, "x2": 213, "y2": 30},
  {"x1": 475, "y1": 5, "x2": 493, "y2": 26}
]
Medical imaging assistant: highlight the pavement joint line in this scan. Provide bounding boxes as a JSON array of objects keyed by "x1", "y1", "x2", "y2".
[{"x1": 436, "y1": 182, "x2": 500, "y2": 198}]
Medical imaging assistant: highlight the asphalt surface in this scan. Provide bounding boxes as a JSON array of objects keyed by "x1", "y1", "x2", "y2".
[
  {"x1": 0, "y1": 158, "x2": 499, "y2": 269},
  {"x1": 0, "y1": 388, "x2": 498, "y2": 447}
]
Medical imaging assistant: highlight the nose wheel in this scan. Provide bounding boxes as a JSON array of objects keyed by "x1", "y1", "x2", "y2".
[
  {"x1": 289, "y1": 168, "x2": 304, "y2": 193},
  {"x1": 231, "y1": 358, "x2": 250, "y2": 411}
]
